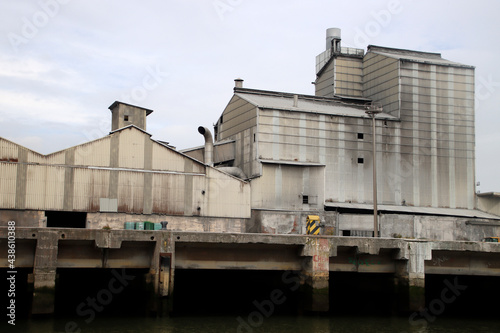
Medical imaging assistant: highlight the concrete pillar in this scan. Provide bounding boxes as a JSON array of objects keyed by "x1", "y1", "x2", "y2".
[
  {"x1": 301, "y1": 237, "x2": 330, "y2": 312},
  {"x1": 394, "y1": 242, "x2": 431, "y2": 313},
  {"x1": 156, "y1": 232, "x2": 175, "y2": 316},
  {"x1": 31, "y1": 230, "x2": 59, "y2": 315}
]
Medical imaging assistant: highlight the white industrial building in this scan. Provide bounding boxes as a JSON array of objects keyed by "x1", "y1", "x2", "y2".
[
  {"x1": 185, "y1": 28, "x2": 500, "y2": 239},
  {"x1": 1, "y1": 28, "x2": 499, "y2": 241}
]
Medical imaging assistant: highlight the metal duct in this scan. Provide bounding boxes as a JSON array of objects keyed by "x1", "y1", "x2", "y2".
[
  {"x1": 198, "y1": 126, "x2": 213, "y2": 166},
  {"x1": 216, "y1": 167, "x2": 247, "y2": 180}
]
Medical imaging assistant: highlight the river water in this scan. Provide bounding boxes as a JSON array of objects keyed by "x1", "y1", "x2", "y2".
[{"x1": 4, "y1": 315, "x2": 500, "y2": 333}]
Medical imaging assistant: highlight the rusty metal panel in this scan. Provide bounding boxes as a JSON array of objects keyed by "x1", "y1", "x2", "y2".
[
  {"x1": 151, "y1": 173, "x2": 186, "y2": 215},
  {"x1": 0, "y1": 138, "x2": 19, "y2": 161},
  {"x1": 0, "y1": 163, "x2": 16, "y2": 208},
  {"x1": 117, "y1": 170, "x2": 144, "y2": 213},
  {"x1": 72, "y1": 168, "x2": 110, "y2": 212}
]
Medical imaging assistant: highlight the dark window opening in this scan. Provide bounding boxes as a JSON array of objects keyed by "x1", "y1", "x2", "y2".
[
  {"x1": 357, "y1": 133, "x2": 364, "y2": 139},
  {"x1": 46, "y1": 211, "x2": 87, "y2": 228},
  {"x1": 342, "y1": 230, "x2": 351, "y2": 236},
  {"x1": 302, "y1": 195, "x2": 309, "y2": 204},
  {"x1": 358, "y1": 157, "x2": 364, "y2": 164},
  {"x1": 124, "y1": 115, "x2": 129, "y2": 121}
]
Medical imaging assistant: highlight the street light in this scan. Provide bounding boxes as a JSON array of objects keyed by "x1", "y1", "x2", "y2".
[{"x1": 365, "y1": 102, "x2": 383, "y2": 237}]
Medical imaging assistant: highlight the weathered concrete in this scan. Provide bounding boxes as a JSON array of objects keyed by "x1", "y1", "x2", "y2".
[
  {"x1": 31, "y1": 230, "x2": 59, "y2": 315},
  {"x1": 2, "y1": 228, "x2": 500, "y2": 316}
]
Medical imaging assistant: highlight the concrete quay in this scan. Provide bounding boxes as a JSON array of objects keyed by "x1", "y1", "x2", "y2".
[{"x1": 2, "y1": 227, "x2": 500, "y2": 316}]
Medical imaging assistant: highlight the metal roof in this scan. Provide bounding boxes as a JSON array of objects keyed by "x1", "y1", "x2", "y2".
[
  {"x1": 325, "y1": 202, "x2": 500, "y2": 220},
  {"x1": 367, "y1": 45, "x2": 474, "y2": 68},
  {"x1": 235, "y1": 90, "x2": 397, "y2": 120},
  {"x1": 260, "y1": 159, "x2": 325, "y2": 167}
]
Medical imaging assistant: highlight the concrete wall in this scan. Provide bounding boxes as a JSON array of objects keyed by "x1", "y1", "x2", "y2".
[{"x1": 250, "y1": 209, "x2": 337, "y2": 235}]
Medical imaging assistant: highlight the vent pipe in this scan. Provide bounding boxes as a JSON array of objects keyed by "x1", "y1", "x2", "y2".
[
  {"x1": 198, "y1": 126, "x2": 213, "y2": 166},
  {"x1": 234, "y1": 78, "x2": 244, "y2": 88}
]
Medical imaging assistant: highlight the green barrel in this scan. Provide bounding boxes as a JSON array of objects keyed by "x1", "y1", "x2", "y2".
[
  {"x1": 124, "y1": 222, "x2": 135, "y2": 230},
  {"x1": 144, "y1": 221, "x2": 155, "y2": 230}
]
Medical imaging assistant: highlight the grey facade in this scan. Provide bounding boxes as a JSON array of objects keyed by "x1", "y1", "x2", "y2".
[{"x1": 207, "y1": 28, "x2": 499, "y2": 238}]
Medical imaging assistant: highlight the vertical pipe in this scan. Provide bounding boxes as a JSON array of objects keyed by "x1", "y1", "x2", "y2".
[
  {"x1": 198, "y1": 126, "x2": 213, "y2": 166},
  {"x1": 372, "y1": 115, "x2": 379, "y2": 237}
]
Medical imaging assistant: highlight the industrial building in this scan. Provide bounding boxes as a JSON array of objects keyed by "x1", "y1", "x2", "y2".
[
  {"x1": 1, "y1": 28, "x2": 499, "y2": 241},
  {"x1": 185, "y1": 28, "x2": 500, "y2": 240},
  {"x1": 0, "y1": 101, "x2": 251, "y2": 232}
]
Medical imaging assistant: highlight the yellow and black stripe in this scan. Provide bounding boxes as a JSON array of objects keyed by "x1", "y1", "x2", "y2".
[{"x1": 306, "y1": 215, "x2": 320, "y2": 235}]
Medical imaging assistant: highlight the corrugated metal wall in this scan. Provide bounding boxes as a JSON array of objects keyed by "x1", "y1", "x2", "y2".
[{"x1": 0, "y1": 127, "x2": 251, "y2": 218}]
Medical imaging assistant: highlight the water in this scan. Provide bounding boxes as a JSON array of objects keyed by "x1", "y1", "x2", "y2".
[{"x1": 4, "y1": 315, "x2": 500, "y2": 333}]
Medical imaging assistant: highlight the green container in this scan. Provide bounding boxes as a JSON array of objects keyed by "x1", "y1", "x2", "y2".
[
  {"x1": 124, "y1": 222, "x2": 135, "y2": 230},
  {"x1": 135, "y1": 222, "x2": 144, "y2": 230},
  {"x1": 154, "y1": 223, "x2": 162, "y2": 230},
  {"x1": 144, "y1": 221, "x2": 155, "y2": 230}
]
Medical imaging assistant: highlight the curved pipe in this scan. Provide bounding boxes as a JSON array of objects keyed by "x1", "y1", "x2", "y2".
[{"x1": 198, "y1": 126, "x2": 213, "y2": 166}]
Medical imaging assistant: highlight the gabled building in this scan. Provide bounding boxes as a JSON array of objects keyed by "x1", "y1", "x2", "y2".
[
  {"x1": 0, "y1": 102, "x2": 251, "y2": 231},
  {"x1": 198, "y1": 28, "x2": 499, "y2": 239}
]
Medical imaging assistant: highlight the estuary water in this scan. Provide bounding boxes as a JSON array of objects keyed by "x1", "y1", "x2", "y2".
[{"x1": 4, "y1": 315, "x2": 500, "y2": 333}]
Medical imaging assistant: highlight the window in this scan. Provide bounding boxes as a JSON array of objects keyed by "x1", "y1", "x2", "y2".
[
  {"x1": 124, "y1": 115, "x2": 129, "y2": 121},
  {"x1": 357, "y1": 157, "x2": 364, "y2": 164},
  {"x1": 302, "y1": 195, "x2": 309, "y2": 204},
  {"x1": 357, "y1": 133, "x2": 364, "y2": 140}
]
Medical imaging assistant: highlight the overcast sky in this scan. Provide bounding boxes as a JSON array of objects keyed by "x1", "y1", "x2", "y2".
[{"x1": 1, "y1": 0, "x2": 499, "y2": 193}]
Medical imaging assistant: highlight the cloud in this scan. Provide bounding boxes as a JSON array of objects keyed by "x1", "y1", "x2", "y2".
[{"x1": 0, "y1": 0, "x2": 499, "y2": 190}]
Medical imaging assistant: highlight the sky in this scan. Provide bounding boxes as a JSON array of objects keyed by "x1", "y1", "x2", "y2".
[{"x1": 0, "y1": 0, "x2": 499, "y2": 192}]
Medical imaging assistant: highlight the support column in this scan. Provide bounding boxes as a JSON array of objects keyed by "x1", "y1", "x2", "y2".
[
  {"x1": 301, "y1": 237, "x2": 330, "y2": 312},
  {"x1": 31, "y1": 230, "x2": 59, "y2": 315},
  {"x1": 156, "y1": 232, "x2": 174, "y2": 316},
  {"x1": 394, "y1": 242, "x2": 431, "y2": 313}
]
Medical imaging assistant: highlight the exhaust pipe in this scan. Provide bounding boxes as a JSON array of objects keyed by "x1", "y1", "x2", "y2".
[{"x1": 198, "y1": 126, "x2": 213, "y2": 166}]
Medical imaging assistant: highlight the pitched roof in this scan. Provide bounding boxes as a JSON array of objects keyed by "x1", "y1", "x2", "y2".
[
  {"x1": 367, "y1": 45, "x2": 475, "y2": 68},
  {"x1": 234, "y1": 88, "x2": 396, "y2": 120}
]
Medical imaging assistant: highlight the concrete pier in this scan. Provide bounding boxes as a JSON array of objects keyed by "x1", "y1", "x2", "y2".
[{"x1": 2, "y1": 228, "x2": 500, "y2": 316}]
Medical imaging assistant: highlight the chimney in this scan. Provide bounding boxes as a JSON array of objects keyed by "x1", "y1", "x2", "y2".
[
  {"x1": 293, "y1": 94, "x2": 299, "y2": 107},
  {"x1": 234, "y1": 78, "x2": 244, "y2": 88},
  {"x1": 326, "y1": 28, "x2": 341, "y2": 53},
  {"x1": 108, "y1": 101, "x2": 153, "y2": 132}
]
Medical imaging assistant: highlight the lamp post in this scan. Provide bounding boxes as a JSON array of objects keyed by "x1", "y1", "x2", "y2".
[{"x1": 365, "y1": 103, "x2": 382, "y2": 237}]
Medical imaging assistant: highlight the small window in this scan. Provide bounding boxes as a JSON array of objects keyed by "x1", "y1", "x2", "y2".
[
  {"x1": 342, "y1": 230, "x2": 351, "y2": 237},
  {"x1": 357, "y1": 133, "x2": 364, "y2": 140},
  {"x1": 124, "y1": 115, "x2": 129, "y2": 121},
  {"x1": 302, "y1": 195, "x2": 309, "y2": 204},
  {"x1": 357, "y1": 157, "x2": 364, "y2": 164},
  {"x1": 253, "y1": 133, "x2": 256, "y2": 142}
]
